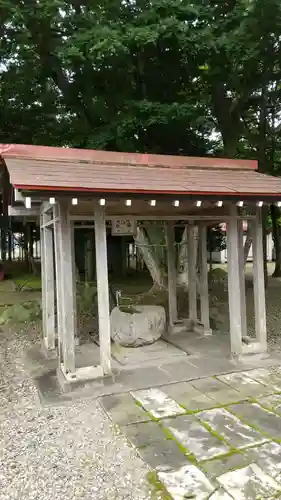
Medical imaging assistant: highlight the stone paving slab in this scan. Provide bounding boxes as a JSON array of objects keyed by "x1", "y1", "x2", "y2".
[
  {"x1": 137, "y1": 439, "x2": 188, "y2": 470},
  {"x1": 158, "y1": 464, "x2": 215, "y2": 499},
  {"x1": 160, "y1": 382, "x2": 215, "y2": 411},
  {"x1": 229, "y1": 402, "x2": 281, "y2": 440},
  {"x1": 197, "y1": 407, "x2": 268, "y2": 449},
  {"x1": 209, "y1": 489, "x2": 234, "y2": 499},
  {"x1": 120, "y1": 421, "x2": 165, "y2": 448},
  {"x1": 97, "y1": 366, "x2": 281, "y2": 499},
  {"x1": 217, "y1": 371, "x2": 272, "y2": 397},
  {"x1": 163, "y1": 414, "x2": 229, "y2": 461},
  {"x1": 217, "y1": 463, "x2": 281, "y2": 499},
  {"x1": 131, "y1": 388, "x2": 186, "y2": 419},
  {"x1": 206, "y1": 388, "x2": 245, "y2": 405},
  {"x1": 258, "y1": 393, "x2": 281, "y2": 414},
  {"x1": 243, "y1": 368, "x2": 281, "y2": 392},
  {"x1": 99, "y1": 393, "x2": 151, "y2": 425},
  {"x1": 201, "y1": 451, "x2": 251, "y2": 479},
  {"x1": 243, "y1": 441, "x2": 281, "y2": 480}
]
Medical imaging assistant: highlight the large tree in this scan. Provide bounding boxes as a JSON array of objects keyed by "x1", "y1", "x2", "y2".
[{"x1": 1, "y1": 0, "x2": 281, "y2": 277}]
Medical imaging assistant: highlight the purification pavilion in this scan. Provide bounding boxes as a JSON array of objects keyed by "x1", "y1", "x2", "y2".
[{"x1": 1, "y1": 143, "x2": 281, "y2": 386}]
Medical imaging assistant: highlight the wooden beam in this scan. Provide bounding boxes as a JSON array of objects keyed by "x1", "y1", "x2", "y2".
[
  {"x1": 166, "y1": 222, "x2": 178, "y2": 326},
  {"x1": 95, "y1": 208, "x2": 111, "y2": 375},
  {"x1": 8, "y1": 206, "x2": 40, "y2": 217},
  {"x1": 252, "y1": 207, "x2": 267, "y2": 350},
  {"x1": 70, "y1": 215, "x2": 256, "y2": 222}
]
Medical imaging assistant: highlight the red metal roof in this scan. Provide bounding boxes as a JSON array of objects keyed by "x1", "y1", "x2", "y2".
[{"x1": 1, "y1": 143, "x2": 281, "y2": 198}]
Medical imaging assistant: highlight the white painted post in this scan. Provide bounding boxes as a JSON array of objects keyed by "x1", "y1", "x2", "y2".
[
  {"x1": 40, "y1": 211, "x2": 55, "y2": 351},
  {"x1": 95, "y1": 209, "x2": 111, "y2": 375},
  {"x1": 227, "y1": 206, "x2": 243, "y2": 355},
  {"x1": 238, "y1": 220, "x2": 247, "y2": 338},
  {"x1": 252, "y1": 207, "x2": 267, "y2": 350},
  {"x1": 55, "y1": 201, "x2": 76, "y2": 373},
  {"x1": 53, "y1": 207, "x2": 62, "y2": 362},
  {"x1": 198, "y1": 225, "x2": 211, "y2": 334},
  {"x1": 166, "y1": 222, "x2": 178, "y2": 326},
  {"x1": 188, "y1": 224, "x2": 197, "y2": 325}
]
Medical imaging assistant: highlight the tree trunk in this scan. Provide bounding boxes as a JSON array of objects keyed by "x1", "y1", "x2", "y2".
[
  {"x1": 209, "y1": 249, "x2": 213, "y2": 272},
  {"x1": 134, "y1": 227, "x2": 166, "y2": 288},
  {"x1": 271, "y1": 204, "x2": 281, "y2": 277},
  {"x1": 177, "y1": 226, "x2": 189, "y2": 286},
  {"x1": 8, "y1": 232, "x2": 12, "y2": 261},
  {"x1": 243, "y1": 227, "x2": 252, "y2": 264}
]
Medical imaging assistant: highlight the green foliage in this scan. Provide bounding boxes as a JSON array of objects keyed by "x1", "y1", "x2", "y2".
[
  {"x1": 0, "y1": 0, "x2": 281, "y2": 165},
  {"x1": 207, "y1": 226, "x2": 226, "y2": 253}
]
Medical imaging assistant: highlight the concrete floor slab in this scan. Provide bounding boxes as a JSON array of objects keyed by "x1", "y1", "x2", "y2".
[
  {"x1": 112, "y1": 339, "x2": 187, "y2": 366},
  {"x1": 190, "y1": 377, "x2": 231, "y2": 394},
  {"x1": 159, "y1": 359, "x2": 202, "y2": 381}
]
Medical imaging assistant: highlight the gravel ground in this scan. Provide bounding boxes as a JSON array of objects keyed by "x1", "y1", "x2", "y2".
[
  {"x1": 209, "y1": 276, "x2": 281, "y2": 352},
  {"x1": 0, "y1": 327, "x2": 152, "y2": 500}
]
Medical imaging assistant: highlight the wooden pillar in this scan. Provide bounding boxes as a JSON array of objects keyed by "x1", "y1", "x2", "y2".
[
  {"x1": 198, "y1": 225, "x2": 211, "y2": 334},
  {"x1": 40, "y1": 211, "x2": 56, "y2": 351},
  {"x1": 188, "y1": 224, "x2": 197, "y2": 324},
  {"x1": 238, "y1": 220, "x2": 247, "y2": 338},
  {"x1": 252, "y1": 207, "x2": 267, "y2": 350},
  {"x1": 55, "y1": 201, "x2": 76, "y2": 373},
  {"x1": 227, "y1": 206, "x2": 243, "y2": 355},
  {"x1": 95, "y1": 209, "x2": 111, "y2": 375},
  {"x1": 166, "y1": 222, "x2": 178, "y2": 326}
]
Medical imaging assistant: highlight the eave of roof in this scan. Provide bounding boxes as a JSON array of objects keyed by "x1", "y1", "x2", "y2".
[{"x1": 2, "y1": 143, "x2": 281, "y2": 199}]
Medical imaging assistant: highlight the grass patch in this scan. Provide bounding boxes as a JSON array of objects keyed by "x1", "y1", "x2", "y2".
[{"x1": 14, "y1": 275, "x2": 41, "y2": 290}]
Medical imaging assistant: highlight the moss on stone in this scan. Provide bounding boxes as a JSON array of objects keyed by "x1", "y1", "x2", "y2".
[
  {"x1": 147, "y1": 471, "x2": 173, "y2": 500},
  {"x1": 159, "y1": 423, "x2": 197, "y2": 464}
]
